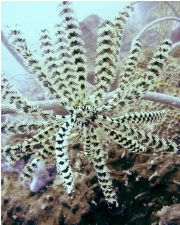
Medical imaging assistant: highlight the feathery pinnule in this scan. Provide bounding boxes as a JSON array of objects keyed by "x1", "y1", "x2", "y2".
[
  {"x1": 118, "y1": 39, "x2": 142, "y2": 93},
  {"x1": 7, "y1": 29, "x2": 60, "y2": 98},
  {"x1": 97, "y1": 120, "x2": 146, "y2": 153},
  {"x1": 6, "y1": 27, "x2": 72, "y2": 111},
  {"x1": 2, "y1": 117, "x2": 67, "y2": 162},
  {"x1": 114, "y1": 4, "x2": 134, "y2": 57},
  {"x1": 1, "y1": 113, "x2": 68, "y2": 136},
  {"x1": 1, "y1": 74, "x2": 55, "y2": 121},
  {"x1": 55, "y1": 116, "x2": 77, "y2": 194},
  {"x1": 93, "y1": 20, "x2": 118, "y2": 106},
  {"x1": 59, "y1": 1, "x2": 88, "y2": 103},
  {"x1": 1, "y1": 120, "x2": 48, "y2": 135},
  {"x1": 97, "y1": 39, "x2": 142, "y2": 111},
  {"x1": 20, "y1": 138, "x2": 55, "y2": 182},
  {"x1": 54, "y1": 24, "x2": 79, "y2": 102},
  {"x1": 90, "y1": 126, "x2": 118, "y2": 207},
  {"x1": 135, "y1": 39, "x2": 172, "y2": 93},
  {"x1": 2, "y1": 125, "x2": 57, "y2": 165},
  {"x1": 84, "y1": 125, "x2": 95, "y2": 162},
  {"x1": 39, "y1": 29, "x2": 56, "y2": 78},
  {"x1": 112, "y1": 110, "x2": 166, "y2": 124},
  {"x1": 98, "y1": 114, "x2": 178, "y2": 153},
  {"x1": 39, "y1": 27, "x2": 70, "y2": 101}
]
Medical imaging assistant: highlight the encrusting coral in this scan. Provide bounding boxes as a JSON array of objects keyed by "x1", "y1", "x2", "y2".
[{"x1": 1, "y1": 0, "x2": 179, "y2": 214}]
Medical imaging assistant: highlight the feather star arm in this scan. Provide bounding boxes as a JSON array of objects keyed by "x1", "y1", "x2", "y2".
[
  {"x1": 97, "y1": 120, "x2": 146, "y2": 153},
  {"x1": 93, "y1": 20, "x2": 118, "y2": 107},
  {"x1": 98, "y1": 115, "x2": 178, "y2": 153},
  {"x1": 98, "y1": 39, "x2": 172, "y2": 113},
  {"x1": 1, "y1": 74, "x2": 56, "y2": 121},
  {"x1": 55, "y1": 116, "x2": 76, "y2": 194},
  {"x1": 6, "y1": 29, "x2": 61, "y2": 99},
  {"x1": 90, "y1": 126, "x2": 118, "y2": 207},
  {"x1": 1, "y1": 120, "x2": 48, "y2": 135},
  {"x1": 59, "y1": 1, "x2": 88, "y2": 104}
]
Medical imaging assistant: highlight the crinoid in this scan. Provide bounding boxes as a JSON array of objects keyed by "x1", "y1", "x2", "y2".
[{"x1": 1, "y1": 1, "x2": 179, "y2": 207}]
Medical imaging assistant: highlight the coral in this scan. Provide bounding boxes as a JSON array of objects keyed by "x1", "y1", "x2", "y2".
[{"x1": 1, "y1": 1, "x2": 180, "y2": 224}]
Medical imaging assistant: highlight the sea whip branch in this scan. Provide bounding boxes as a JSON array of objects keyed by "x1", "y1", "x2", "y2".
[
  {"x1": 2, "y1": 91, "x2": 180, "y2": 115},
  {"x1": 132, "y1": 16, "x2": 180, "y2": 46}
]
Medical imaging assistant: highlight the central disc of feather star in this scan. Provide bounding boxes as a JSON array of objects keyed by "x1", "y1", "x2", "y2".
[{"x1": 75, "y1": 104, "x2": 98, "y2": 126}]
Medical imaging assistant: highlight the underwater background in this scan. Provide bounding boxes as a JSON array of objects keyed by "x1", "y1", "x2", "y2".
[{"x1": 1, "y1": 1, "x2": 180, "y2": 225}]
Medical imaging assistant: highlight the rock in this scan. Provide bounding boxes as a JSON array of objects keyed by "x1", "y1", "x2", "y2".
[
  {"x1": 171, "y1": 26, "x2": 180, "y2": 43},
  {"x1": 30, "y1": 161, "x2": 51, "y2": 193},
  {"x1": 157, "y1": 204, "x2": 180, "y2": 225}
]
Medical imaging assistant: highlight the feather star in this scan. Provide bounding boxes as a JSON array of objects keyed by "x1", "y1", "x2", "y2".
[{"x1": 1, "y1": 1, "x2": 178, "y2": 208}]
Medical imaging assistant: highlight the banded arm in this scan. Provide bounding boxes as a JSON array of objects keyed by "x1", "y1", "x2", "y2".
[
  {"x1": 84, "y1": 125, "x2": 94, "y2": 162},
  {"x1": 6, "y1": 27, "x2": 71, "y2": 111},
  {"x1": 118, "y1": 39, "x2": 142, "y2": 93},
  {"x1": 54, "y1": 25, "x2": 79, "y2": 102},
  {"x1": 98, "y1": 115, "x2": 179, "y2": 153},
  {"x1": 97, "y1": 39, "x2": 142, "y2": 112},
  {"x1": 7, "y1": 28, "x2": 61, "y2": 100},
  {"x1": 90, "y1": 126, "x2": 118, "y2": 207},
  {"x1": 2, "y1": 131, "x2": 56, "y2": 166},
  {"x1": 39, "y1": 29, "x2": 58, "y2": 81},
  {"x1": 98, "y1": 39, "x2": 172, "y2": 113},
  {"x1": 114, "y1": 3, "x2": 134, "y2": 57},
  {"x1": 135, "y1": 39, "x2": 172, "y2": 93},
  {"x1": 119, "y1": 39, "x2": 173, "y2": 109},
  {"x1": 97, "y1": 120, "x2": 146, "y2": 153},
  {"x1": 1, "y1": 120, "x2": 48, "y2": 135},
  {"x1": 1, "y1": 114, "x2": 68, "y2": 135},
  {"x1": 1, "y1": 118, "x2": 67, "y2": 165},
  {"x1": 110, "y1": 110, "x2": 166, "y2": 125},
  {"x1": 23, "y1": 120, "x2": 65, "y2": 145},
  {"x1": 55, "y1": 116, "x2": 77, "y2": 194},
  {"x1": 93, "y1": 20, "x2": 118, "y2": 107},
  {"x1": 19, "y1": 157, "x2": 42, "y2": 182},
  {"x1": 59, "y1": 1, "x2": 88, "y2": 103},
  {"x1": 19, "y1": 138, "x2": 55, "y2": 182},
  {"x1": 1, "y1": 74, "x2": 56, "y2": 121}
]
